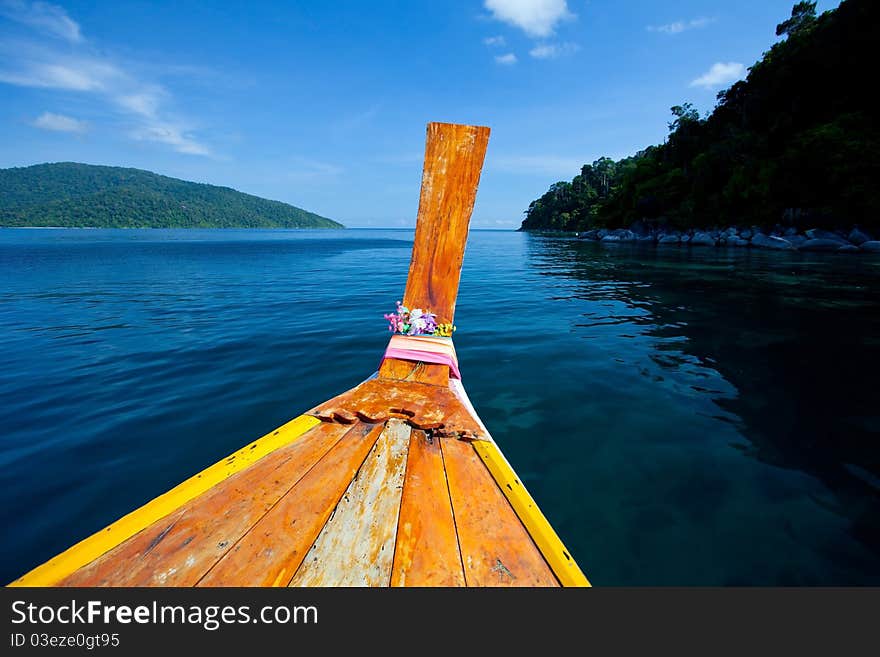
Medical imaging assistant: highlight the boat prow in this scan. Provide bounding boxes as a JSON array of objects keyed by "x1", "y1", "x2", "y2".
[{"x1": 10, "y1": 123, "x2": 590, "y2": 588}]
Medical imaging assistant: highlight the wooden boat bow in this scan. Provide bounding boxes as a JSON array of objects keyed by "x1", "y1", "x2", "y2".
[
  {"x1": 309, "y1": 123, "x2": 489, "y2": 440},
  {"x1": 10, "y1": 122, "x2": 590, "y2": 588}
]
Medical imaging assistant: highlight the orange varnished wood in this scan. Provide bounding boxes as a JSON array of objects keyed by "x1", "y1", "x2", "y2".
[
  {"x1": 440, "y1": 437, "x2": 559, "y2": 587},
  {"x1": 391, "y1": 430, "x2": 466, "y2": 587},
  {"x1": 379, "y1": 359, "x2": 449, "y2": 387},
  {"x1": 402, "y1": 122, "x2": 489, "y2": 322},
  {"x1": 58, "y1": 422, "x2": 349, "y2": 586},
  {"x1": 379, "y1": 122, "x2": 489, "y2": 385},
  {"x1": 289, "y1": 419, "x2": 411, "y2": 587},
  {"x1": 309, "y1": 377, "x2": 485, "y2": 440},
  {"x1": 197, "y1": 422, "x2": 382, "y2": 587}
]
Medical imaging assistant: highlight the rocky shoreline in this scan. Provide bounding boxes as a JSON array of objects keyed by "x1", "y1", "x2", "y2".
[{"x1": 576, "y1": 222, "x2": 880, "y2": 254}]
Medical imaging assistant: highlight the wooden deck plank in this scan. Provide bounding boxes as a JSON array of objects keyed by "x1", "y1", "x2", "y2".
[
  {"x1": 472, "y1": 440, "x2": 591, "y2": 587},
  {"x1": 197, "y1": 422, "x2": 383, "y2": 587},
  {"x1": 58, "y1": 421, "x2": 349, "y2": 586},
  {"x1": 391, "y1": 430, "x2": 466, "y2": 587},
  {"x1": 440, "y1": 437, "x2": 559, "y2": 587},
  {"x1": 289, "y1": 419, "x2": 411, "y2": 587}
]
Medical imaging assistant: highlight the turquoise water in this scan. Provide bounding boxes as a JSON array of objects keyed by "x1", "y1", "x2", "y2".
[{"x1": 1, "y1": 228, "x2": 878, "y2": 585}]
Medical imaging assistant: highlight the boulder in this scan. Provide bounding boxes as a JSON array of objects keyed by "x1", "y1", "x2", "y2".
[
  {"x1": 596, "y1": 228, "x2": 609, "y2": 239},
  {"x1": 723, "y1": 227, "x2": 738, "y2": 238},
  {"x1": 860, "y1": 241, "x2": 880, "y2": 253},
  {"x1": 837, "y1": 244, "x2": 860, "y2": 253},
  {"x1": 786, "y1": 234, "x2": 808, "y2": 246},
  {"x1": 751, "y1": 233, "x2": 794, "y2": 250},
  {"x1": 690, "y1": 231, "x2": 716, "y2": 247},
  {"x1": 728, "y1": 237, "x2": 749, "y2": 247},
  {"x1": 601, "y1": 229, "x2": 636, "y2": 242},
  {"x1": 740, "y1": 228, "x2": 753, "y2": 240},
  {"x1": 658, "y1": 234, "x2": 680, "y2": 244},
  {"x1": 800, "y1": 238, "x2": 846, "y2": 252},
  {"x1": 578, "y1": 229, "x2": 599, "y2": 240},
  {"x1": 629, "y1": 220, "x2": 650, "y2": 237},
  {"x1": 680, "y1": 234, "x2": 692, "y2": 244},
  {"x1": 805, "y1": 228, "x2": 847, "y2": 243},
  {"x1": 784, "y1": 227, "x2": 798, "y2": 237},
  {"x1": 848, "y1": 228, "x2": 873, "y2": 245}
]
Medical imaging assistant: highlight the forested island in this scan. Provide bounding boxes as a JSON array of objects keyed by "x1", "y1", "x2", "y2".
[
  {"x1": 520, "y1": 0, "x2": 879, "y2": 250},
  {"x1": 0, "y1": 163, "x2": 343, "y2": 229}
]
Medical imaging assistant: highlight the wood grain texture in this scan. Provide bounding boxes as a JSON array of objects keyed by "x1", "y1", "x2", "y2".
[
  {"x1": 197, "y1": 422, "x2": 383, "y2": 587},
  {"x1": 378, "y1": 359, "x2": 449, "y2": 387},
  {"x1": 441, "y1": 437, "x2": 559, "y2": 587},
  {"x1": 379, "y1": 122, "x2": 489, "y2": 384},
  {"x1": 58, "y1": 422, "x2": 349, "y2": 586},
  {"x1": 402, "y1": 122, "x2": 489, "y2": 323},
  {"x1": 289, "y1": 419, "x2": 411, "y2": 587},
  {"x1": 448, "y1": 378, "x2": 590, "y2": 586},
  {"x1": 391, "y1": 430, "x2": 466, "y2": 587},
  {"x1": 472, "y1": 440, "x2": 591, "y2": 587},
  {"x1": 309, "y1": 377, "x2": 485, "y2": 440}
]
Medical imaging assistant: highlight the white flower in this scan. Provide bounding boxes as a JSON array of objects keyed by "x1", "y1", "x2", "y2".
[{"x1": 409, "y1": 309, "x2": 427, "y2": 333}]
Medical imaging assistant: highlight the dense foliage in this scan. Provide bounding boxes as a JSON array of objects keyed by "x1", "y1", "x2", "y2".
[
  {"x1": 0, "y1": 163, "x2": 343, "y2": 228},
  {"x1": 521, "y1": 0, "x2": 880, "y2": 232}
]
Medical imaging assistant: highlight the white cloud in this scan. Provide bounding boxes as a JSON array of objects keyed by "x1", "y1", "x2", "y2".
[
  {"x1": 492, "y1": 154, "x2": 584, "y2": 176},
  {"x1": 0, "y1": 58, "x2": 120, "y2": 90},
  {"x1": 494, "y1": 53, "x2": 518, "y2": 65},
  {"x1": 0, "y1": 0, "x2": 81, "y2": 42},
  {"x1": 0, "y1": 8, "x2": 213, "y2": 156},
  {"x1": 689, "y1": 62, "x2": 746, "y2": 89},
  {"x1": 31, "y1": 111, "x2": 87, "y2": 133},
  {"x1": 115, "y1": 89, "x2": 164, "y2": 118},
  {"x1": 648, "y1": 17, "x2": 715, "y2": 35},
  {"x1": 483, "y1": 35, "x2": 506, "y2": 47},
  {"x1": 529, "y1": 42, "x2": 579, "y2": 59},
  {"x1": 131, "y1": 123, "x2": 210, "y2": 156},
  {"x1": 484, "y1": 0, "x2": 573, "y2": 38}
]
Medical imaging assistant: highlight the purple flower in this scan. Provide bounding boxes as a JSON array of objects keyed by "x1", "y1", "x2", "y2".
[{"x1": 384, "y1": 301, "x2": 440, "y2": 335}]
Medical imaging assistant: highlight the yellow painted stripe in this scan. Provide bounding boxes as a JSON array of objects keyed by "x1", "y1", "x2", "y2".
[
  {"x1": 472, "y1": 440, "x2": 591, "y2": 587},
  {"x1": 10, "y1": 414, "x2": 321, "y2": 587}
]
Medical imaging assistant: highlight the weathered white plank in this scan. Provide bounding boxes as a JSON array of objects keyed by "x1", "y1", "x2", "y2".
[{"x1": 289, "y1": 418, "x2": 411, "y2": 586}]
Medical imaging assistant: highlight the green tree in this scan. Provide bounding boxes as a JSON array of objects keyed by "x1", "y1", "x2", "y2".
[
  {"x1": 520, "y1": 0, "x2": 880, "y2": 233},
  {"x1": 776, "y1": 1, "x2": 817, "y2": 38},
  {"x1": 0, "y1": 163, "x2": 344, "y2": 228}
]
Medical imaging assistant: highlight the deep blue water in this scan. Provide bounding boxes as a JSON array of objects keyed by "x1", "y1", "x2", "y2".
[{"x1": 1, "y1": 228, "x2": 878, "y2": 585}]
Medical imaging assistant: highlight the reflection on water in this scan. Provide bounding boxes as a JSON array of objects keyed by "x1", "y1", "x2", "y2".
[
  {"x1": 508, "y1": 237, "x2": 880, "y2": 584},
  {"x1": 0, "y1": 229, "x2": 877, "y2": 585}
]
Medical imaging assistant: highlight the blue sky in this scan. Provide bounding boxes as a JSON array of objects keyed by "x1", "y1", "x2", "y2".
[{"x1": 0, "y1": 0, "x2": 841, "y2": 228}]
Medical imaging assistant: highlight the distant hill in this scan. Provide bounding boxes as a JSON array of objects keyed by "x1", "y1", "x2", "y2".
[{"x1": 0, "y1": 162, "x2": 343, "y2": 229}]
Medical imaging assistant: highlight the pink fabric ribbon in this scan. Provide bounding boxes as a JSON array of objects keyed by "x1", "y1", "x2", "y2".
[{"x1": 381, "y1": 334, "x2": 461, "y2": 379}]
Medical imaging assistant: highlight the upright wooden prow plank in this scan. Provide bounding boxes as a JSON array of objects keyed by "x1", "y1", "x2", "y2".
[
  {"x1": 402, "y1": 122, "x2": 490, "y2": 324},
  {"x1": 379, "y1": 122, "x2": 490, "y2": 385}
]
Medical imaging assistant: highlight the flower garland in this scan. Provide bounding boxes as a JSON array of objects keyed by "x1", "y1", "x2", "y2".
[{"x1": 384, "y1": 301, "x2": 455, "y2": 337}]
